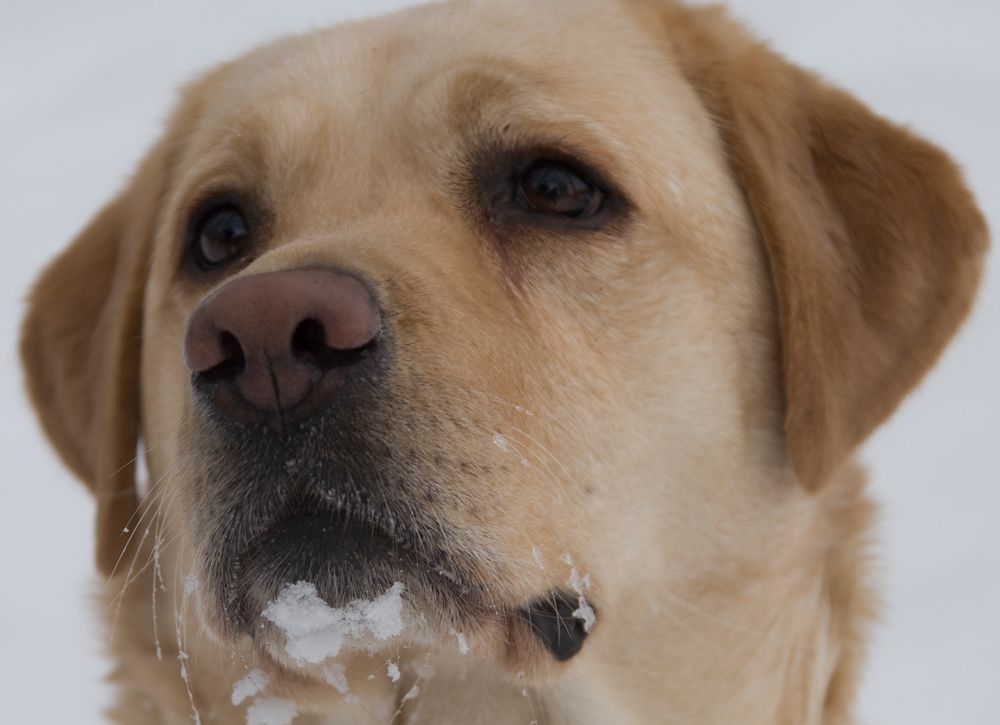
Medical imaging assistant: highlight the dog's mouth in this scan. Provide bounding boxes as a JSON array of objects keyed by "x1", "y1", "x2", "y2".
[
  {"x1": 211, "y1": 500, "x2": 483, "y2": 645},
  {"x1": 186, "y1": 396, "x2": 596, "y2": 670},
  {"x1": 198, "y1": 496, "x2": 596, "y2": 675},
  {"x1": 184, "y1": 385, "x2": 490, "y2": 638}
]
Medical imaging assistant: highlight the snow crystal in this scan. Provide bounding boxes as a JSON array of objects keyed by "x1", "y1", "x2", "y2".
[
  {"x1": 531, "y1": 546, "x2": 545, "y2": 570},
  {"x1": 568, "y1": 567, "x2": 596, "y2": 633},
  {"x1": 402, "y1": 685, "x2": 420, "y2": 701},
  {"x1": 571, "y1": 599, "x2": 596, "y2": 633},
  {"x1": 387, "y1": 661, "x2": 400, "y2": 682},
  {"x1": 231, "y1": 669, "x2": 269, "y2": 706},
  {"x1": 151, "y1": 533, "x2": 164, "y2": 661},
  {"x1": 175, "y1": 571, "x2": 201, "y2": 724},
  {"x1": 246, "y1": 697, "x2": 298, "y2": 725},
  {"x1": 450, "y1": 629, "x2": 469, "y2": 655},
  {"x1": 262, "y1": 581, "x2": 406, "y2": 664},
  {"x1": 322, "y1": 662, "x2": 350, "y2": 694},
  {"x1": 492, "y1": 433, "x2": 511, "y2": 452},
  {"x1": 434, "y1": 566, "x2": 459, "y2": 583}
]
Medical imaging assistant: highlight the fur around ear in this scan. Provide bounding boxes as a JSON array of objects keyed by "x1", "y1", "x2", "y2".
[
  {"x1": 661, "y1": 3, "x2": 989, "y2": 489},
  {"x1": 21, "y1": 148, "x2": 162, "y2": 575}
]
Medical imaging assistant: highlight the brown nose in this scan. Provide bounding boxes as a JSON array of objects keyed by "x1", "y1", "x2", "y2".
[{"x1": 184, "y1": 268, "x2": 381, "y2": 425}]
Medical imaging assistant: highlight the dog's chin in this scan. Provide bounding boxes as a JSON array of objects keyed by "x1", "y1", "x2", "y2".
[
  {"x1": 189, "y1": 509, "x2": 598, "y2": 682},
  {"x1": 200, "y1": 509, "x2": 483, "y2": 661}
]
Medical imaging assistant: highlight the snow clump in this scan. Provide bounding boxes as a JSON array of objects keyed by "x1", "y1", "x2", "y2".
[
  {"x1": 245, "y1": 698, "x2": 298, "y2": 725},
  {"x1": 568, "y1": 567, "x2": 596, "y2": 633},
  {"x1": 262, "y1": 581, "x2": 406, "y2": 665},
  {"x1": 231, "y1": 669, "x2": 269, "y2": 706}
]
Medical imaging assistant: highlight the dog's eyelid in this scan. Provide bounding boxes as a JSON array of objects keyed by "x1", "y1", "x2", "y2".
[{"x1": 499, "y1": 142, "x2": 619, "y2": 192}]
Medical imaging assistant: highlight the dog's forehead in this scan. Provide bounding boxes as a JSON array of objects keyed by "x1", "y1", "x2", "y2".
[
  {"x1": 195, "y1": 0, "x2": 689, "y2": 149},
  {"x1": 244, "y1": 0, "x2": 655, "y2": 88},
  {"x1": 167, "y1": 0, "x2": 726, "y2": 243}
]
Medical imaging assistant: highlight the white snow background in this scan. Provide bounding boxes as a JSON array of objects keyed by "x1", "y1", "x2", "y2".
[{"x1": 1, "y1": 0, "x2": 997, "y2": 722}]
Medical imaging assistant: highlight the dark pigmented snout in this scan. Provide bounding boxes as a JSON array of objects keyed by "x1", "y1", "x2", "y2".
[{"x1": 184, "y1": 268, "x2": 381, "y2": 425}]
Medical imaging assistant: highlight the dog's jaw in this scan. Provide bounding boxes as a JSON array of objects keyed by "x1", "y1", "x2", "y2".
[{"x1": 102, "y1": 460, "x2": 875, "y2": 724}]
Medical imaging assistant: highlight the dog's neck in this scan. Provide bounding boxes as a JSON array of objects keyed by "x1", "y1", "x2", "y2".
[{"x1": 103, "y1": 464, "x2": 874, "y2": 725}]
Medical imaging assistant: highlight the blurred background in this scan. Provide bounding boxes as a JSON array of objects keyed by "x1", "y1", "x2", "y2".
[{"x1": 1, "y1": 0, "x2": 996, "y2": 722}]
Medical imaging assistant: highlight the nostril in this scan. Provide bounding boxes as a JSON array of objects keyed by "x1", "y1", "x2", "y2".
[
  {"x1": 198, "y1": 330, "x2": 246, "y2": 383},
  {"x1": 292, "y1": 317, "x2": 375, "y2": 370},
  {"x1": 292, "y1": 318, "x2": 327, "y2": 361}
]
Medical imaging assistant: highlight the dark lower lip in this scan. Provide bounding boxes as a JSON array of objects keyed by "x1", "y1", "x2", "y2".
[
  {"x1": 255, "y1": 510, "x2": 407, "y2": 562},
  {"x1": 219, "y1": 510, "x2": 472, "y2": 635}
]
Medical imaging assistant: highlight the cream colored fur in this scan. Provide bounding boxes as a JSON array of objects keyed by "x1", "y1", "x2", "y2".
[{"x1": 21, "y1": 1, "x2": 986, "y2": 723}]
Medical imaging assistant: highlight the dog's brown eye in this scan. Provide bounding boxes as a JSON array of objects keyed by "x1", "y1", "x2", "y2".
[
  {"x1": 192, "y1": 206, "x2": 249, "y2": 269},
  {"x1": 516, "y1": 163, "x2": 603, "y2": 218}
]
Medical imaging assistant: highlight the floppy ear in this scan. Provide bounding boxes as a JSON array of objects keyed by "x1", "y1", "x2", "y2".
[
  {"x1": 663, "y1": 4, "x2": 989, "y2": 489},
  {"x1": 21, "y1": 147, "x2": 162, "y2": 575}
]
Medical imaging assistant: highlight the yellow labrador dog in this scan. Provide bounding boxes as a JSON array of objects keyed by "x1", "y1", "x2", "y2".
[{"x1": 21, "y1": 0, "x2": 987, "y2": 723}]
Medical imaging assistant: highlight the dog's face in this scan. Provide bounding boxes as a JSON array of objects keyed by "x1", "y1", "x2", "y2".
[
  {"x1": 22, "y1": 0, "x2": 986, "y2": 717},
  {"x1": 138, "y1": 0, "x2": 782, "y2": 673}
]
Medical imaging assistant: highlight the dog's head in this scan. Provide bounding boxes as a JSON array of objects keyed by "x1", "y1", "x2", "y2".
[{"x1": 21, "y1": 0, "x2": 986, "y2": 701}]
